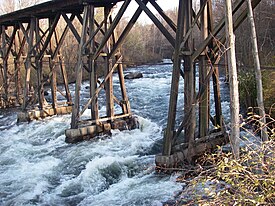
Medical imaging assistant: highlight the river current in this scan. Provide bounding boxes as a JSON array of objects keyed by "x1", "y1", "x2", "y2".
[{"x1": 0, "y1": 61, "x2": 231, "y2": 205}]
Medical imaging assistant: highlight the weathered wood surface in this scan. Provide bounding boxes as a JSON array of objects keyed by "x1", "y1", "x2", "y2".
[
  {"x1": 17, "y1": 106, "x2": 72, "y2": 122},
  {"x1": 156, "y1": 131, "x2": 229, "y2": 168}
]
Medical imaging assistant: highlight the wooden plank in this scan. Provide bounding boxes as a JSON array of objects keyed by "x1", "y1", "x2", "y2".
[
  {"x1": 1, "y1": 26, "x2": 8, "y2": 103},
  {"x1": 71, "y1": 6, "x2": 89, "y2": 129},
  {"x1": 105, "y1": 58, "x2": 115, "y2": 119},
  {"x1": 163, "y1": 0, "x2": 184, "y2": 156},
  {"x1": 199, "y1": 0, "x2": 210, "y2": 138},
  {"x1": 78, "y1": 113, "x2": 131, "y2": 126},
  {"x1": 183, "y1": 0, "x2": 196, "y2": 158},
  {"x1": 49, "y1": 25, "x2": 57, "y2": 111},
  {"x1": 117, "y1": 55, "x2": 131, "y2": 114},
  {"x1": 22, "y1": 19, "x2": 35, "y2": 110},
  {"x1": 88, "y1": 5, "x2": 99, "y2": 122},
  {"x1": 35, "y1": 18, "x2": 44, "y2": 110}
]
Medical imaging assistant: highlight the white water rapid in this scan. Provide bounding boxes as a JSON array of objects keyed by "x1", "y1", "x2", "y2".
[{"x1": 0, "y1": 61, "x2": 231, "y2": 205}]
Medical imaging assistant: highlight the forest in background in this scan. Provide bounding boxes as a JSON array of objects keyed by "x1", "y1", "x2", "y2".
[{"x1": 1, "y1": 0, "x2": 274, "y2": 112}]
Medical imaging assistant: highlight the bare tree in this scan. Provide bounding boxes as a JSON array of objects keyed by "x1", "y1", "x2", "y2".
[
  {"x1": 246, "y1": 0, "x2": 268, "y2": 141},
  {"x1": 225, "y1": 0, "x2": 240, "y2": 159}
]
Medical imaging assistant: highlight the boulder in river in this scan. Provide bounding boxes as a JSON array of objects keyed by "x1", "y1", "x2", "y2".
[{"x1": 124, "y1": 72, "x2": 143, "y2": 79}]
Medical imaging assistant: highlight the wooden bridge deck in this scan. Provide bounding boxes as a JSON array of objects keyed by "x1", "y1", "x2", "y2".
[{"x1": 0, "y1": 0, "x2": 124, "y2": 26}]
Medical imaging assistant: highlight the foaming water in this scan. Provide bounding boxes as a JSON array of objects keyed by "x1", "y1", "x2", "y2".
[{"x1": 0, "y1": 62, "x2": 230, "y2": 205}]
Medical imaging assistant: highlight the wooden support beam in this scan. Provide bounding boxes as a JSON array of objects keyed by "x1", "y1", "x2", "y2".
[
  {"x1": 53, "y1": 29, "x2": 72, "y2": 105},
  {"x1": 191, "y1": 0, "x2": 246, "y2": 61},
  {"x1": 84, "y1": 18, "x2": 105, "y2": 50},
  {"x1": 199, "y1": 0, "x2": 210, "y2": 138},
  {"x1": 163, "y1": 0, "x2": 185, "y2": 156},
  {"x1": 79, "y1": 55, "x2": 122, "y2": 118},
  {"x1": 93, "y1": 0, "x2": 131, "y2": 60},
  {"x1": 22, "y1": 19, "x2": 35, "y2": 110},
  {"x1": 87, "y1": 5, "x2": 99, "y2": 122},
  {"x1": 52, "y1": 14, "x2": 75, "y2": 59},
  {"x1": 4, "y1": 26, "x2": 17, "y2": 62},
  {"x1": 135, "y1": 0, "x2": 175, "y2": 47},
  {"x1": 149, "y1": 0, "x2": 177, "y2": 33},
  {"x1": 35, "y1": 18, "x2": 44, "y2": 110},
  {"x1": 117, "y1": 54, "x2": 131, "y2": 115},
  {"x1": 183, "y1": 0, "x2": 196, "y2": 162},
  {"x1": 38, "y1": 14, "x2": 60, "y2": 60},
  {"x1": 18, "y1": 23, "x2": 30, "y2": 44},
  {"x1": 105, "y1": 58, "x2": 115, "y2": 119},
  {"x1": 62, "y1": 13, "x2": 81, "y2": 43},
  {"x1": 180, "y1": 0, "x2": 208, "y2": 55},
  {"x1": 71, "y1": 6, "x2": 89, "y2": 129},
  {"x1": 109, "y1": 0, "x2": 149, "y2": 58},
  {"x1": 49, "y1": 18, "x2": 57, "y2": 110},
  {"x1": 1, "y1": 26, "x2": 8, "y2": 102}
]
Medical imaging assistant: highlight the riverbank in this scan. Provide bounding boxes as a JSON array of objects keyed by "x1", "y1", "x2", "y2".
[{"x1": 163, "y1": 139, "x2": 275, "y2": 205}]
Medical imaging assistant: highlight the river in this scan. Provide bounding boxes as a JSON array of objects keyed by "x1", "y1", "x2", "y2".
[{"x1": 0, "y1": 61, "x2": 231, "y2": 205}]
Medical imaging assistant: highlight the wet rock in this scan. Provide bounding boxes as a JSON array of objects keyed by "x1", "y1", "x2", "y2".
[
  {"x1": 124, "y1": 72, "x2": 143, "y2": 79},
  {"x1": 44, "y1": 91, "x2": 49, "y2": 96}
]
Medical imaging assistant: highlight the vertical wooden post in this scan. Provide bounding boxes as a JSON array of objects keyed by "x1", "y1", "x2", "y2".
[
  {"x1": 88, "y1": 5, "x2": 99, "y2": 122},
  {"x1": 163, "y1": 0, "x2": 185, "y2": 156},
  {"x1": 53, "y1": 29, "x2": 72, "y2": 105},
  {"x1": 22, "y1": 19, "x2": 35, "y2": 110},
  {"x1": 14, "y1": 30, "x2": 20, "y2": 105},
  {"x1": 225, "y1": 0, "x2": 240, "y2": 159},
  {"x1": 104, "y1": 7, "x2": 115, "y2": 119},
  {"x1": 35, "y1": 18, "x2": 44, "y2": 110},
  {"x1": 49, "y1": 18, "x2": 57, "y2": 111},
  {"x1": 207, "y1": 0, "x2": 222, "y2": 128},
  {"x1": 71, "y1": 5, "x2": 89, "y2": 129},
  {"x1": 199, "y1": 0, "x2": 209, "y2": 138},
  {"x1": 109, "y1": 14, "x2": 131, "y2": 115},
  {"x1": 213, "y1": 64, "x2": 222, "y2": 127},
  {"x1": 117, "y1": 54, "x2": 131, "y2": 115},
  {"x1": 106, "y1": 57, "x2": 115, "y2": 119},
  {"x1": 246, "y1": 0, "x2": 268, "y2": 141},
  {"x1": 183, "y1": 0, "x2": 196, "y2": 161},
  {"x1": 1, "y1": 26, "x2": 8, "y2": 104}
]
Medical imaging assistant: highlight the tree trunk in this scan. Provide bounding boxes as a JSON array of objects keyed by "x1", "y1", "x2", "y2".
[
  {"x1": 225, "y1": 0, "x2": 240, "y2": 159},
  {"x1": 246, "y1": 0, "x2": 268, "y2": 142}
]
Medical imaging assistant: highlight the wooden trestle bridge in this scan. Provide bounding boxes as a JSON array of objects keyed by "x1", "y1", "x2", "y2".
[{"x1": 0, "y1": 0, "x2": 262, "y2": 166}]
